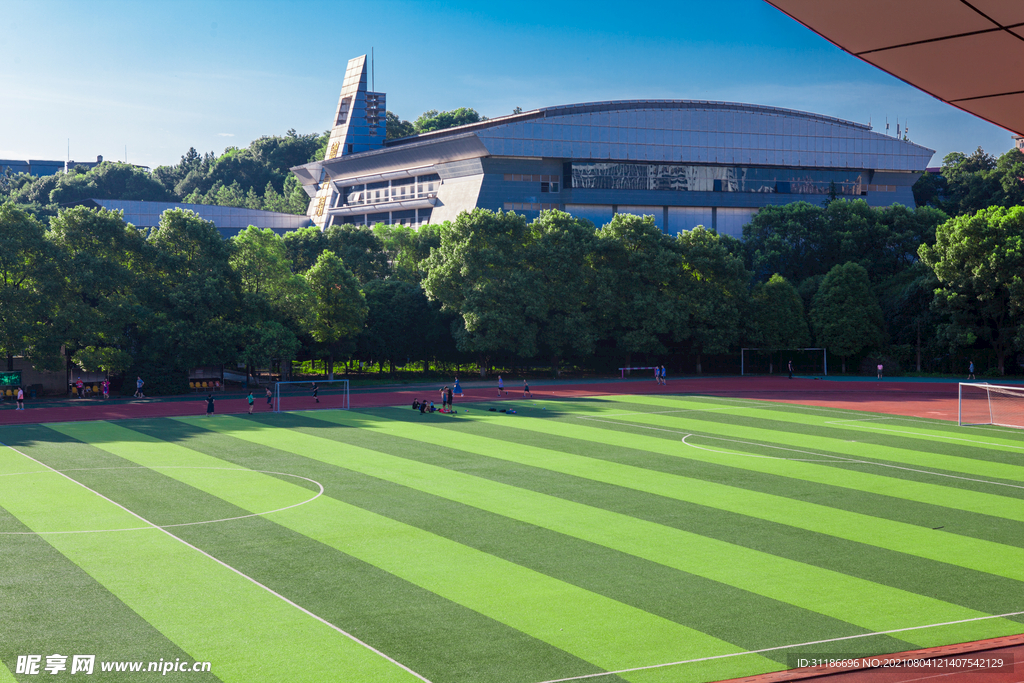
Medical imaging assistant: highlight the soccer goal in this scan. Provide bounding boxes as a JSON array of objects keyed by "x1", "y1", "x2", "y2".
[
  {"x1": 273, "y1": 379, "x2": 349, "y2": 412},
  {"x1": 959, "y1": 382, "x2": 1024, "y2": 427}
]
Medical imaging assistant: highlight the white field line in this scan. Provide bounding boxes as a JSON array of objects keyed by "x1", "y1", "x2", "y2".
[
  {"x1": 0, "y1": 466, "x2": 325, "y2": 534},
  {"x1": 681, "y1": 434, "x2": 1024, "y2": 490},
  {"x1": 0, "y1": 442, "x2": 433, "y2": 683},
  {"x1": 531, "y1": 609, "x2": 1024, "y2": 683},
  {"x1": 823, "y1": 418, "x2": 1024, "y2": 451},
  {"x1": 575, "y1": 415, "x2": 1024, "y2": 491},
  {"x1": 697, "y1": 396, "x2": 1024, "y2": 436}
]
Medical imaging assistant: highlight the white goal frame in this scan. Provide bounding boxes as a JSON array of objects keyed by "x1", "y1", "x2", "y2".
[
  {"x1": 740, "y1": 348, "x2": 827, "y2": 376},
  {"x1": 273, "y1": 379, "x2": 349, "y2": 412},
  {"x1": 958, "y1": 381, "x2": 1024, "y2": 427}
]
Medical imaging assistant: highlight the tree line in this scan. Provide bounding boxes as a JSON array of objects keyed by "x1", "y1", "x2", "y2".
[
  {"x1": 6, "y1": 187, "x2": 1004, "y2": 395},
  {"x1": 0, "y1": 109, "x2": 487, "y2": 223},
  {"x1": 4, "y1": 141, "x2": 1024, "y2": 389}
]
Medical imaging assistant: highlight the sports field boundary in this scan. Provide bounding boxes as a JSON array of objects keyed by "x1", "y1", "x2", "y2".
[
  {"x1": 713, "y1": 633, "x2": 1024, "y2": 683},
  {"x1": 0, "y1": 376, "x2": 965, "y2": 426}
]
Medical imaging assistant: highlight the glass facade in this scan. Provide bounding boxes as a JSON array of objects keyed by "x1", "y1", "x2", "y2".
[{"x1": 569, "y1": 162, "x2": 865, "y2": 196}]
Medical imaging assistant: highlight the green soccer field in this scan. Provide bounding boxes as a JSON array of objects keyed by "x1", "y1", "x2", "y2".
[{"x1": 1, "y1": 394, "x2": 1022, "y2": 683}]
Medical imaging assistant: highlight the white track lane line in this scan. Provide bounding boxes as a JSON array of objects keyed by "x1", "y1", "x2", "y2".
[
  {"x1": 531, "y1": 610, "x2": 1024, "y2": 683},
  {"x1": 0, "y1": 441, "x2": 433, "y2": 683}
]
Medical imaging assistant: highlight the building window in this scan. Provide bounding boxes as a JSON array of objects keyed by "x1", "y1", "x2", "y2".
[
  {"x1": 347, "y1": 143, "x2": 354, "y2": 154},
  {"x1": 503, "y1": 202, "x2": 559, "y2": 211},
  {"x1": 336, "y1": 97, "x2": 352, "y2": 126},
  {"x1": 540, "y1": 181, "x2": 559, "y2": 193}
]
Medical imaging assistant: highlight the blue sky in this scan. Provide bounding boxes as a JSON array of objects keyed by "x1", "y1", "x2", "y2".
[{"x1": 1, "y1": 0, "x2": 1013, "y2": 169}]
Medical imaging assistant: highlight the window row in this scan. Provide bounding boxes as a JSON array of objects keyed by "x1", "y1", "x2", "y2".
[
  {"x1": 503, "y1": 203, "x2": 560, "y2": 212},
  {"x1": 569, "y1": 162, "x2": 866, "y2": 196}
]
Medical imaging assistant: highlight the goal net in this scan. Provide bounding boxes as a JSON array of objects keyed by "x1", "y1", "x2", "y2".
[
  {"x1": 959, "y1": 382, "x2": 1024, "y2": 427},
  {"x1": 274, "y1": 379, "x2": 349, "y2": 412}
]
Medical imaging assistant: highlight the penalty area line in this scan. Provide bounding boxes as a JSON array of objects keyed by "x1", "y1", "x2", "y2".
[
  {"x1": 531, "y1": 610, "x2": 1024, "y2": 683},
  {"x1": 0, "y1": 441, "x2": 433, "y2": 683}
]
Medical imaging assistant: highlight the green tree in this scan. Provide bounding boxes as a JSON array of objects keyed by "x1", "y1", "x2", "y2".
[
  {"x1": 591, "y1": 213, "x2": 683, "y2": 362},
  {"x1": 301, "y1": 251, "x2": 367, "y2": 379},
  {"x1": 810, "y1": 262, "x2": 885, "y2": 373},
  {"x1": 919, "y1": 206, "x2": 1024, "y2": 374},
  {"x1": 143, "y1": 208, "x2": 240, "y2": 389},
  {"x1": 529, "y1": 210, "x2": 598, "y2": 376},
  {"x1": 282, "y1": 226, "x2": 328, "y2": 273},
  {"x1": 358, "y1": 279, "x2": 434, "y2": 374},
  {"x1": 47, "y1": 161, "x2": 174, "y2": 205},
  {"x1": 373, "y1": 223, "x2": 439, "y2": 281},
  {"x1": 748, "y1": 273, "x2": 809, "y2": 372},
  {"x1": 385, "y1": 111, "x2": 415, "y2": 140},
  {"x1": 0, "y1": 203, "x2": 58, "y2": 370},
  {"x1": 323, "y1": 224, "x2": 391, "y2": 284},
  {"x1": 421, "y1": 209, "x2": 548, "y2": 374},
  {"x1": 413, "y1": 108, "x2": 486, "y2": 134},
  {"x1": 675, "y1": 227, "x2": 750, "y2": 373},
  {"x1": 47, "y1": 206, "x2": 151, "y2": 377}
]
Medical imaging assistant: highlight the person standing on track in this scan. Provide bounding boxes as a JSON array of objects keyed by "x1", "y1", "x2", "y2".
[
  {"x1": 498, "y1": 375, "x2": 505, "y2": 396},
  {"x1": 134, "y1": 376, "x2": 145, "y2": 398},
  {"x1": 205, "y1": 394, "x2": 215, "y2": 417},
  {"x1": 877, "y1": 363, "x2": 884, "y2": 379},
  {"x1": 102, "y1": 379, "x2": 110, "y2": 399},
  {"x1": 968, "y1": 360, "x2": 976, "y2": 380},
  {"x1": 247, "y1": 392, "x2": 255, "y2": 415},
  {"x1": 788, "y1": 360, "x2": 793, "y2": 379},
  {"x1": 523, "y1": 379, "x2": 532, "y2": 398},
  {"x1": 266, "y1": 387, "x2": 273, "y2": 410},
  {"x1": 654, "y1": 367, "x2": 660, "y2": 384},
  {"x1": 312, "y1": 382, "x2": 319, "y2": 403},
  {"x1": 16, "y1": 386, "x2": 25, "y2": 410},
  {"x1": 660, "y1": 365, "x2": 667, "y2": 385},
  {"x1": 439, "y1": 385, "x2": 449, "y2": 411}
]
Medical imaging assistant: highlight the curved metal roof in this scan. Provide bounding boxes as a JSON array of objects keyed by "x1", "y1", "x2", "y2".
[
  {"x1": 766, "y1": 0, "x2": 1024, "y2": 135},
  {"x1": 385, "y1": 99, "x2": 870, "y2": 147}
]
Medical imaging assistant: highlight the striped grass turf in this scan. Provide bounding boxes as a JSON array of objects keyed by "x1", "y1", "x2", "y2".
[{"x1": 0, "y1": 394, "x2": 1021, "y2": 683}]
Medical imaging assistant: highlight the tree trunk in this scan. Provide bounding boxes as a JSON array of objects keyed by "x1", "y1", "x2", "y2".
[
  {"x1": 841, "y1": 356, "x2": 847, "y2": 374},
  {"x1": 915, "y1": 322, "x2": 921, "y2": 372},
  {"x1": 695, "y1": 353, "x2": 702, "y2": 375},
  {"x1": 997, "y1": 348, "x2": 1006, "y2": 375},
  {"x1": 422, "y1": 359, "x2": 429, "y2": 374},
  {"x1": 389, "y1": 360, "x2": 395, "y2": 375},
  {"x1": 478, "y1": 354, "x2": 487, "y2": 378},
  {"x1": 6, "y1": 354, "x2": 13, "y2": 371},
  {"x1": 328, "y1": 353, "x2": 335, "y2": 381},
  {"x1": 551, "y1": 355, "x2": 560, "y2": 379}
]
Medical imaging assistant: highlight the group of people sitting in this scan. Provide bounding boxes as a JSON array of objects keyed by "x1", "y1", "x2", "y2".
[{"x1": 412, "y1": 399, "x2": 437, "y2": 413}]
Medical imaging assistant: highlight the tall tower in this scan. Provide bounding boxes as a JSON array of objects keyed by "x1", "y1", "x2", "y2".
[{"x1": 309, "y1": 55, "x2": 386, "y2": 228}]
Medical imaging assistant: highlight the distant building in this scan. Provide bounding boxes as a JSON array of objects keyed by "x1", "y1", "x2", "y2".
[
  {"x1": 290, "y1": 55, "x2": 934, "y2": 238},
  {"x1": 1014, "y1": 135, "x2": 1024, "y2": 152},
  {"x1": 0, "y1": 155, "x2": 109, "y2": 177},
  {"x1": 77, "y1": 199, "x2": 312, "y2": 238}
]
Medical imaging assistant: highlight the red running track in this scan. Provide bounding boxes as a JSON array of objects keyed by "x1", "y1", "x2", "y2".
[{"x1": 0, "y1": 377, "x2": 962, "y2": 427}]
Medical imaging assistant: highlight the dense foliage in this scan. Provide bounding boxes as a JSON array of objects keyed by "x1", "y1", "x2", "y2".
[{"x1": 8, "y1": 132, "x2": 1024, "y2": 384}]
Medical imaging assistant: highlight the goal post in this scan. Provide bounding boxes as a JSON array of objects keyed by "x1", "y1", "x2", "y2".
[
  {"x1": 959, "y1": 382, "x2": 1024, "y2": 427},
  {"x1": 273, "y1": 379, "x2": 349, "y2": 413},
  {"x1": 740, "y1": 348, "x2": 827, "y2": 376}
]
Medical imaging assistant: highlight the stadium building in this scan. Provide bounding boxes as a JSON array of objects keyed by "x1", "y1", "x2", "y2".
[{"x1": 291, "y1": 55, "x2": 934, "y2": 238}]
